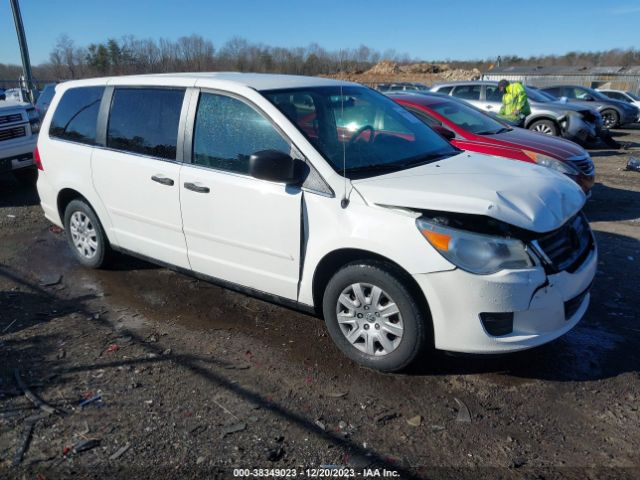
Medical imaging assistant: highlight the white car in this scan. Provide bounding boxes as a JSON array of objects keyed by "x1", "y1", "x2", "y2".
[
  {"x1": 597, "y1": 89, "x2": 640, "y2": 122},
  {"x1": 0, "y1": 98, "x2": 40, "y2": 184},
  {"x1": 36, "y1": 73, "x2": 597, "y2": 371}
]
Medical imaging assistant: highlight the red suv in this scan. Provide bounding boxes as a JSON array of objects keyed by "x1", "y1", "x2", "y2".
[{"x1": 389, "y1": 92, "x2": 595, "y2": 193}]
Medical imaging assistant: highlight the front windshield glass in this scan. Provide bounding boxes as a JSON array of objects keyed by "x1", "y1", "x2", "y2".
[
  {"x1": 262, "y1": 86, "x2": 458, "y2": 177},
  {"x1": 429, "y1": 98, "x2": 510, "y2": 135},
  {"x1": 627, "y1": 91, "x2": 640, "y2": 101},
  {"x1": 525, "y1": 87, "x2": 552, "y2": 103}
]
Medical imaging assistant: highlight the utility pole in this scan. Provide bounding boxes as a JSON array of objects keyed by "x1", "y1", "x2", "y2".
[{"x1": 9, "y1": 0, "x2": 38, "y2": 103}]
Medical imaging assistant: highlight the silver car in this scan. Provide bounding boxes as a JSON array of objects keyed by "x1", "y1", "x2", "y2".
[{"x1": 430, "y1": 80, "x2": 602, "y2": 144}]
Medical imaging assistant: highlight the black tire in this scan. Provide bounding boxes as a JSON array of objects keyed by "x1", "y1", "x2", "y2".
[
  {"x1": 63, "y1": 199, "x2": 111, "y2": 269},
  {"x1": 13, "y1": 167, "x2": 38, "y2": 186},
  {"x1": 601, "y1": 109, "x2": 619, "y2": 129},
  {"x1": 528, "y1": 119, "x2": 558, "y2": 136},
  {"x1": 322, "y1": 260, "x2": 430, "y2": 372}
]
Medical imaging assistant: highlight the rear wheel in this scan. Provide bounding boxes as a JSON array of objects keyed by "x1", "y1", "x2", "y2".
[
  {"x1": 322, "y1": 261, "x2": 429, "y2": 372},
  {"x1": 63, "y1": 199, "x2": 111, "y2": 269},
  {"x1": 528, "y1": 119, "x2": 558, "y2": 136},
  {"x1": 601, "y1": 109, "x2": 619, "y2": 129}
]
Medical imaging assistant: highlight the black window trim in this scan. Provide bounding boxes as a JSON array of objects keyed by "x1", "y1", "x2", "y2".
[
  {"x1": 48, "y1": 85, "x2": 106, "y2": 147},
  {"x1": 95, "y1": 85, "x2": 192, "y2": 165},
  {"x1": 183, "y1": 87, "x2": 334, "y2": 197}
]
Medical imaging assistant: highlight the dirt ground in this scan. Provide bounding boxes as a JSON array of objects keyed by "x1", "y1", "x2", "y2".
[{"x1": 1, "y1": 127, "x2": 640, "y2": 480}]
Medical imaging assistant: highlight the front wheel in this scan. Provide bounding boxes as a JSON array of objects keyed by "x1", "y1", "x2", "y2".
[
  {"x1": 322, "y1": 261, "x2": 430, "y2": 372},
  {"x1": 601, "y1": 109, "x2": 619, "y2": 129},
  {"x1": 63, "y1": 199, "x2": 111, "y2": 269},
  {"x1": 528, "y1": 119, "x2": 558, "y2": 136}
]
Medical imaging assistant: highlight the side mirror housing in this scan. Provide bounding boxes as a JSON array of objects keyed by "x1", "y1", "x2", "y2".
[
  {"x1": 432, "y1": 125, "x2": 455, "y2": 140},
  {"x1": 583, "y1": 95, "x2": 594, "y2": 101},
  {"x1": 249, "y1": 149, "x2": 303, "y2": 184}
]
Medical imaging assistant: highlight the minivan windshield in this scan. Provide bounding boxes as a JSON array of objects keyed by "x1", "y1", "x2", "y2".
[
  {"x1": 525, "y1": 87, "x2": 553, "y2": 103},
  {"x1": 262, "y1": 86, "x2": 458, "y2": 177}
]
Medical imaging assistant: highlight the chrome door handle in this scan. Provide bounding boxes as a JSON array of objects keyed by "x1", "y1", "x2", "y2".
[
  {"x1": 151, "y1": 175, "x2": 174, "y2": 186},
  {"x1": 184, "y1": 182, "x2": 210, "y2": 194}
]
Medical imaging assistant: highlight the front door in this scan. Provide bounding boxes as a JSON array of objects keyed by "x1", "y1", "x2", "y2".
[{"x1": 179, "y1": 91, "x2": 302, "y2": 300}]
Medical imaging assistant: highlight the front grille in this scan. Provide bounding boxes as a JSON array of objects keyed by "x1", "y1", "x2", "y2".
[
  {"x1": 564, "y1": 285, "x2": 590, "y2": 320},
  {"x1": 0, "y1": 126, "x2": 26, "y2": 142},
  {"x1": 0, "y1": 113, "x2": 23, "y2": 125},
  {"x1": 568, "y1": 154, "x2": 595, "y2": 176},
  {"x1": 534, "y1": 214, "x2": 592, "y2": 273}
]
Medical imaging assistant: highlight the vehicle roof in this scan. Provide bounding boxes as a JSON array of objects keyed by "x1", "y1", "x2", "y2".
[
  {"x1": 433, "y1": 80, "x2": 498, "y2": 87},
  {"x1": 386, "y1": 92, "x2": 454, "y2": 106},
  {"x1": 0, "y1": 99, "x2": 31, "y2": 109},
  {"x1": 60, "y1": 72, "x2": 358, "y2": 91}
]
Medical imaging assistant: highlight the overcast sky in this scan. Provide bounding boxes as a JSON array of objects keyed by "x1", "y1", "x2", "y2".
[{"x1": 1, "y1": 0, "x2": 640, "y2": 65}]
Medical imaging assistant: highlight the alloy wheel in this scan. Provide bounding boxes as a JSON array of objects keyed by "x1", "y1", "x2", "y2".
[
  {"x1": 602, "y1": 112, "x2": 617, "y2": 129},
  {"x1": 335, "y1": 283, "x2": 404, "y2": 356},
  {"x1": 533, "y1": 123, "x2": 554, "y2": 135},
  {"x1": 69, "y1": 211, "x2": 99, "y2": 259}
]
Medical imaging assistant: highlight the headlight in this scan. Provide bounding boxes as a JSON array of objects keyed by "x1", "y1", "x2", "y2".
[
  {"x1": 523, "y1": 150, "x2": 581, "y2": 175},
  {"x1": 416, "y1": 218, "x2": 533, "y2": 274},
  {"x1": 26, "y1": 108, "x2": 40, "y2": 133}
]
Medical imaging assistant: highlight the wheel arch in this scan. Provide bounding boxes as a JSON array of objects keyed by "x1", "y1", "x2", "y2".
[
  {"x1": 57, "y1": 188, "x2": 91, "y2": 222},
  {"x1": 524, "y1": 114, "x2": 560, "y2": 130},
  {"x1": 311, "y1": 248, "x2": 433, "y2": 335}
]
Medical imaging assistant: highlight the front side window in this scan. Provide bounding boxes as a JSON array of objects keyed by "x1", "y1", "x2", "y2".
[
  {"x1": 49, "y1": 86, "x2": 104, "y2": 145},
  {"x1": 485, "y1": 85, "x2": 502, "y2": 102},
  {"x1": 107, "y1": 88, "x2": 185, "y2": 160},
  {"x1": 192, "y1": 92, "x2": 290, "y2": 174},
  {"x1": 452, "y1": 85, "x2": 481, "y2": 101},
  {"x1": 263, "y1": 86, "x2": 458, "y2": 177}
]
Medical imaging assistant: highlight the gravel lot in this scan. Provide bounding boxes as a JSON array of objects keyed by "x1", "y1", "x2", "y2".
[{"x1": 1, "y1": 128, "x2": 639, "y2": 479}]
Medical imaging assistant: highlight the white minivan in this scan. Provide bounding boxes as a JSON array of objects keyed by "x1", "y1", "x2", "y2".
[{"x1": 36, "y1": 73, "x2": 597, "y2": 371}]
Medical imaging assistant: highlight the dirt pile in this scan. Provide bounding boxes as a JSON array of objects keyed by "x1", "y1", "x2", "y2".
[{"x1": 326, "y1": 60, "x2": 481, "y2": 86}]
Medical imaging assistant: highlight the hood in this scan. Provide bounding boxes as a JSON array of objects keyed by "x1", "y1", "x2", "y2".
[
  {"x1": 487, "y1": 127, "x2": 586, "y2": 160},
  {"x1": 352, "y1": 152, "x2": 585, "y2": 234},
  {"x1": 533, "y1": 100, "x2": 597, "y2": 115}
]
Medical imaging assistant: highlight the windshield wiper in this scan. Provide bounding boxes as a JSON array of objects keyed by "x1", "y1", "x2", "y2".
[
  {"x1": 476, "y1": 127, "x2": 510, "y2": 135},
  {"x1": 345, "y1": 151, "x2": 456, "y2": 174}
]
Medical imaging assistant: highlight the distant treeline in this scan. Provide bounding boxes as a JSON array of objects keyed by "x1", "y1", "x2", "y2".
[
  {"x1": 0, "y1": 34, "x2": 415, "y2": 82},
  {"x1": 1, "y1": 34, "x2": 640, "y2": 83}
]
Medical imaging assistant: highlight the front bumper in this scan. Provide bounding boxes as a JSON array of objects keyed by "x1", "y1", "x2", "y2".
[
  {"x1": 0, "y1": 135, "x2": 37, "y2": 172},
  {"x1": 414, "y1": 243, "x2": 597, "y2": 353}
]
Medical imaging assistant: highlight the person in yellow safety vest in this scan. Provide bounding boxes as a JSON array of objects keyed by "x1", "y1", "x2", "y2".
[{"x1": 497, "y1": 79, "x2": 531, "y2": 126}]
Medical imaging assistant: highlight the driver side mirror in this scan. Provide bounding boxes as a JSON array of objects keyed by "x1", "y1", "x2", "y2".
[
  {"x1": 432, "y1": 125, "x2": 455, "y2": 140},
  {"x1": 249, "y1": 149, "x2": 306, "y2": 185},
  {"x1": 583, "y1": 94, "x2": 594, "y2": 101}
]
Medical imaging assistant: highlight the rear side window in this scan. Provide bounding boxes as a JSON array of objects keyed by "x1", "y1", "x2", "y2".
[
  {"x1": 435, "y1": 86, "x2": 453, "y2": 95},
  {"x1": 192, "y1": 92, "x2": 289, "y2": 174},
  {"x1": 49, "y1": 86, "x2": 104, "y2": 145},
  {"x1": 107, "y1": 88, "x2": 185, "y2": 160},
  {"x1": 452, "y1": 85, "x2": 481, "y2": 101}
]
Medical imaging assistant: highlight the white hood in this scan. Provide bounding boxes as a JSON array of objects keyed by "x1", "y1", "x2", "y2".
[{"x1": 352, "y1": 153, "x2": 585, "y2": 233}]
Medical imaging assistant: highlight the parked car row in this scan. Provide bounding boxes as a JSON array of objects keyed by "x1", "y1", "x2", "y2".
[
  {"x1": 35, "y1": 73, "x2": 597, "y2": 372},
  {"x1": 429, "y1": 81, "x2": 605, "y2": 144}
]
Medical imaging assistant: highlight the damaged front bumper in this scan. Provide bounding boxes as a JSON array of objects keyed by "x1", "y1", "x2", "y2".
[{"x1": 413, "y1": 241, "x2": 597, "y2": 354}]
